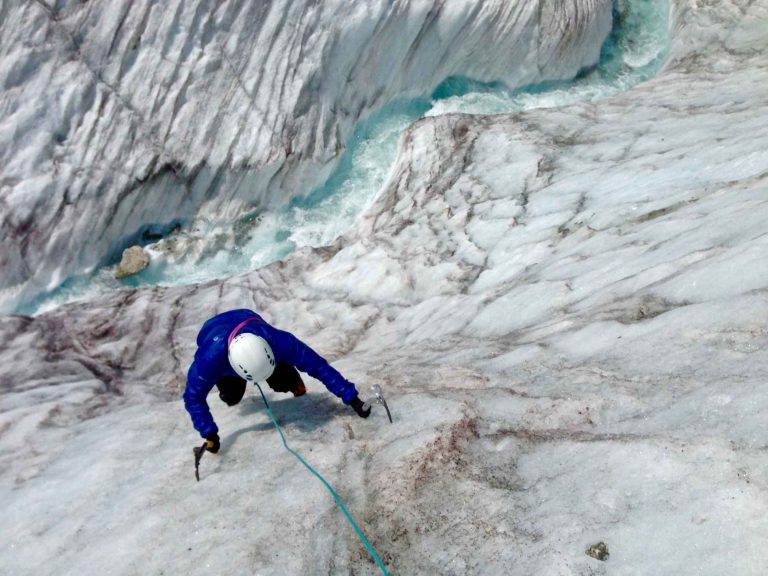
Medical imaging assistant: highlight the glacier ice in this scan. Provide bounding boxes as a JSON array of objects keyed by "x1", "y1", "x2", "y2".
[
  {"x1": 1, "y1": 0, "x2": 768, "y2": 575},
  {"x1": 12, "y1": 0, "x2": 675, "y2": 316},
  {"x1": 1, "y1": 0, "x2": 613, "y2": 313}
]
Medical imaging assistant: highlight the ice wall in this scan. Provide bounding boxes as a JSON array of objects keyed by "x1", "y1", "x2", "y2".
[{"x1": 0, "y1": 0, "x2": 612, "y2": 312}]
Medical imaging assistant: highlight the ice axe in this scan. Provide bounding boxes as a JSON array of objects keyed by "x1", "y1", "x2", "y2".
[
  {"x1": 193, "y1": 440, "x2": 208, "y2": 481},
  {"x1": 364, "y1": 384, "x2": 393, "y2": 423}
]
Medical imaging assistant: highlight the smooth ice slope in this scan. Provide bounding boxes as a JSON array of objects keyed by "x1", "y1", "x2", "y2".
[
  {"x1": 1, "y1": 0, "x2": 768, "y2": 575},
  {"x1": 0, "y1": 0, "x2": 612, "y2": 313}
]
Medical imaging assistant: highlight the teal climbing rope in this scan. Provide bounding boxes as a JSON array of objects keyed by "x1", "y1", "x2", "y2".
[{"x1": 255, "y1": 383, "x2": 390, "y2": 576}]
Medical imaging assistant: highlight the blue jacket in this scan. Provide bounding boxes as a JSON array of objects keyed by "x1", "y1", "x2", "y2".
[{"x1": 183, "y1": 309, "x2": 359, "y2": 438}]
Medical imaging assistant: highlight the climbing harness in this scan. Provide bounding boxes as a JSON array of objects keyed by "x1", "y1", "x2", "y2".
[
  {"x1": 227, "y1": 315, "x2": 265, "y2": 345},
  {"x1": 255, "y1": 383, "x2": 390, "y2": 576}
]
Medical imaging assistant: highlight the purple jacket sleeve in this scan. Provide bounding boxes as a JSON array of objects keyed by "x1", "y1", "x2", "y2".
[{"x1": 266, "y1": 327, "x2": 359, "y2": 404}]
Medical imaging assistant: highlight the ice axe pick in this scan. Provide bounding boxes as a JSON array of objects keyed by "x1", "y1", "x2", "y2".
[
  {"x1": 193, "y1": 440, "x2": 208, "y2": 481},
  {"x1": 364, "y1": 384, "x2": 393, "y2": 423}
]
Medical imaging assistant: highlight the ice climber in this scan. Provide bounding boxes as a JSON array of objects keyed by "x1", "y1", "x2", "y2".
[{"x1": 183, "y1": 309, "x2": 371, "y2": 453}]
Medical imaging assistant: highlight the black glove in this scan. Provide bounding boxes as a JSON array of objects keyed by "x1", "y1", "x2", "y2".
[
  {"x1": 350, "y1": 396, "x2": 371, "y2": 419},
  {"x1": 205, "y1": 433, "x2": 220, "y2": 453}
]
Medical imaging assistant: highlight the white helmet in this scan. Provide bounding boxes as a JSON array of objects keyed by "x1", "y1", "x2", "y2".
[{"x1": 228, "y1": 333, "x2": 276, "y2": 382}]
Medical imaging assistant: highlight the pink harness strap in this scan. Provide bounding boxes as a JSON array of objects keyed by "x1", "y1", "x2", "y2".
[{"x1": 227, "y1": 316, "x2": 264, "y2": 346}]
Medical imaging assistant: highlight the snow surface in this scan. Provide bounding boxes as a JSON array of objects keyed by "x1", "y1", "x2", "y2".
[{"x1": 2, "y1": 0, "x2": 768, "y2": 575}]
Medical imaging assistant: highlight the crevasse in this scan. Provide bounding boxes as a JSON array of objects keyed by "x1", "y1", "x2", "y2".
[{"x1": 12, "y1": 0, "x2": 668, "y2": 315}]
